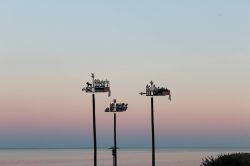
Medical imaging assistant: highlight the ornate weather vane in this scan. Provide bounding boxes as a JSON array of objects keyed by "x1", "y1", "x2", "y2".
[
  {"x1": 82, "y1": 73, "x2": 111, "y2": 96},
  {"x1": 82, "y1": 73, "x2": 111, "y2": 166},
  {"x1": 105, "y1": 99, "x2": 128, "y2": 112},
  {"x1": 139, "y1": 80, "x2": 171, "y2": 166},
  {"x1": 105, "y1": 99, "x2": 128, "y2": 166},
  {"x1": 140, "y1": 80, "x2": 171, "y2": 100}
]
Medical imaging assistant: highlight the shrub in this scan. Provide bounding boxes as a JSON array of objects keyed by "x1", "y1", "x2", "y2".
[{"x1": 201, "y1": 153, "x2": 250, "y2": 166}]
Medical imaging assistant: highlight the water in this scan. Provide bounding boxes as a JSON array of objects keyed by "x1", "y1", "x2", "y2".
[{"x1": 0, "y1": 148, "x2": 250, "y2": 166}]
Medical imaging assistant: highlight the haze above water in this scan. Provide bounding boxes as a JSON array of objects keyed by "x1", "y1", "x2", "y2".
[{"x1": 1, "y1": 148, "x2": 250, "y2": 166}]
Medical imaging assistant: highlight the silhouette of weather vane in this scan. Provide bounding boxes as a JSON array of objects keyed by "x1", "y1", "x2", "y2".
[
  {"x1": 82, "y1": 73, "x2": 111, "y2": 166},
  {"x1": 139, "y1": 80, "x2": 171, "y2": 166},
  {"x1": 105, "y1": 99, "x2": 128, "y2": 113},
  {"x1": 140, "y1": 80, "x2": 171, "y2": 100},
  {"x1": 82, "y1": 73, "x2": 111, "y2": 96},
  {"x1": 105, "y1": 99, "x2": 128, "y2": 166}
]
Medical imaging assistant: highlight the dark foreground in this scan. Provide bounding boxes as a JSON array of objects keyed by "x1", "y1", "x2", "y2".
[{"x1": 201, "y1": 153, "x2": 250, "y2": 166}]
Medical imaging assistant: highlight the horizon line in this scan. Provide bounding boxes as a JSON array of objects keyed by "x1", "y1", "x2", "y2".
[{"x1": 1, "y1": 146, "x2": 250, "y2": 150}]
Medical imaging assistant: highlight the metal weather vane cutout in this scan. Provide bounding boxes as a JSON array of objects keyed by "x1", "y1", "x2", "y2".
[
  {"x1": 105, "y1": 99, "x2": 128, "y2": 112},
  {"x1": 81, "y1": 73, "x2": 111, "y2": 166},
  {"x1": 140, "y1": 80, "x2": 171, "y2": 100},
  {"x1": 82, "y1": 73, "x2": 111, "y2": 96},
  {"x1": 139, "y1": 80, "x2": 171, "y2": 166},
  {"x1": 104, "y1": 99, "x2": 128, "y2": 166}
]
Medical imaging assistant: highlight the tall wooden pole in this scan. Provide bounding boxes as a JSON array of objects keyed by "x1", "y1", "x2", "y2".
[
  {"x1": 151, "y1": 97, "x2": 155, "y2": 166},
  {"x1": 92, "y1": 93, "x2": 97, "y2": 166},
  {"x1": 114, "y1": 113, "x2": 117, "y2": 166},
  {"x1": 141, "y1": 81, "x2": 170, "y2": 166}
]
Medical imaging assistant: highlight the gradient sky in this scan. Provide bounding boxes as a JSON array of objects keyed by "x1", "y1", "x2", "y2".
[{"x1": 0, "y1": 0, "x2": 250, "y2": 148}]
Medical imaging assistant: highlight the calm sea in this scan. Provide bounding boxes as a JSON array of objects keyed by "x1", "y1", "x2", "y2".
[{"x1": 0, "y1": 148, "x2": 250, "y2": 166}]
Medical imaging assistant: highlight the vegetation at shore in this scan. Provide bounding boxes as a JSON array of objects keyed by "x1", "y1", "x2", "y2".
[{"x1": 201, "y1": 153, "x2": 250, "y2": 166}]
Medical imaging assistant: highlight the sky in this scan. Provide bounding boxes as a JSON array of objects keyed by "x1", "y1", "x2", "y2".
[{"x1": 0, "y1": 0, "x2": 250, "y2": 148}]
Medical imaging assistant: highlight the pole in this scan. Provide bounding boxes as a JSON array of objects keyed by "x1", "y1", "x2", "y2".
[
  {"x1": 92, "y1": 93, "x2": 97, "y2": 166},
  {"x1": 114, "y1": 113, "x2": 117, "y2": 166},
  {"x1": 151, "y1": 97, "x2": 155, "y2": 166}
]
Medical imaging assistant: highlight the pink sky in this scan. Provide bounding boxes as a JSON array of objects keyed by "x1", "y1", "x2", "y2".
[{"x1": 0, "y1": 1, "x2": 250, "y2": 148}]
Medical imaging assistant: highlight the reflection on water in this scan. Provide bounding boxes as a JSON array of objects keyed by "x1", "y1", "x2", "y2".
[{"x1": 0, "y1": 148, "x2": 249, "y2": 166}]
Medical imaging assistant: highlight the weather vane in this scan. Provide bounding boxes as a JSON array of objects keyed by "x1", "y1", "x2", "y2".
[
  {"x1": 140, "y1": 80, "x2": 171, "y2": 100},
  {"x1": 82, "y1": 73, "x2": 111, "y2": 96},
  {"x1": 140, "y1": 80, "x2": 171, "y2": 166},
  {"x1": 82, "y1": 73, "x2": 111, "y2": 166},
  {"x1": 105, "y1": 99, "x2": 128, "y2": 112},
  {"x1": 105, "y1": 99, "x2": 128, "y2": 166}
]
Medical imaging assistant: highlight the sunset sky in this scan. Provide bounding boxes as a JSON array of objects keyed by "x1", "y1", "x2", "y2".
[{"x1": 0, "y1": 0, "x2": 250, "y2": 148}]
